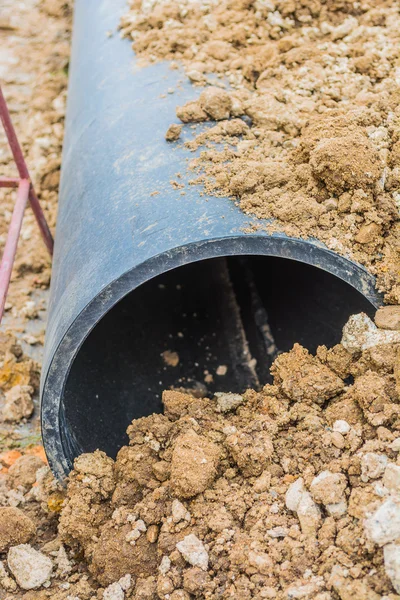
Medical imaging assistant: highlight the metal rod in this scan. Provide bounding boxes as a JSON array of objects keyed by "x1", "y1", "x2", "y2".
[
  {"x1": 0, "y1": 179, "x2": 30, "y2": 317},
  {"x1": 0, "y1": 86, "x2": 54, "y2": 254},
  {"x1": 0, "y1": 176, "x2": 20, "y2": 188}
]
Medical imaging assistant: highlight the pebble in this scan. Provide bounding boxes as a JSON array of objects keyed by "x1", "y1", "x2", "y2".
[
  {"x1": 103, "y1": 574, "x2": 131, "y2": 600},
  {"x1": 7, "y1": 544, "x2": 53, "y2": 590},
  {"x1": 341, "y1": 313, "x2": 400, "y2": 353},
  {"x1": 361, "y1": 453, "x2": 388, "y2": 482},
  {"x1": 171, "y1": 499, "x2": 190, "y2": 523},
  {"x1": 331, "y1": 431, "x2": 345, "y2": 449},
  {"x1": 384, "y1": 544, "x2": 400, "y2": 593},
  {"x1": 364, "y1": 498, "x2": 400, "y2": 545},
  {"x1": 333, "y1": 420, "x2": 351, "y2": 434},
  {"x1": 285, "y1": 478, "x2": 321, "y2": 536},
  {"x1": 214, "y1": 392, "x2": 244, "y2": 413},
  {"x1": 176, "y1": 534, "x2": 209, "y2": 570},
  {"x1": 159, "y1": 556, "x2": 171, "y2": 575}
]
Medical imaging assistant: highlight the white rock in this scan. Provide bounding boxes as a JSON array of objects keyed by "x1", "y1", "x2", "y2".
[
  {"x1": 159, "y1": 555, "x2": 171, "y2": 575},
  {"x1": 103, "y1": 582, "x2": 124, "y2": 600},
  {"x1": 384, "y1": 544, "x2": 400, "y2": 593},
  {"x1": 55, "y1": 545, "x2": 72, "y2": 577},
  {"x1": 176, "y1": 534, "x2": 209, "y2": 570},
  {"x1": 214, "y1": 392, "x2": 244, "y2": 413},
  {"x1": 286, "y1": 478, "x2": 305, "y2": 512},
  {"x1": 341, "y1": 313, "x2": 400, "y2": 354},
  {"x1": 119, "y1": 575, "x2": 131, "y2": 592},
  {"x1": 284, "y1": 576, "x2": 324, "y2": 598},
  {"x1": 333, "y1": 420, "x2": 351, "y2": 434},
  {"x1": 383, "y1": 463, "x2": 400, "y2": 493},
  {"x1": 286, "y1": 477, "x2": 321, "y2": 536},
  {"x1": 364, "y1": 498, "x2": 400, "y2": 545},
  {"x1": 361, "y1": 453, "x2": 388, "y2": 482},
  {"x1": 296, "y1": 490, "x2": 322, "y2": 537},
  {"x1": 326, "y1": 500, "x2": 348, "y2": 517},
  {"x1": 103, "y1": 574, "x2": 131, "y2": 600},
  {"x1": 172, "y1": 499, "x2": 190, "y2": 523},
  {"x1": 267, "y1": 526, "x2": 289, "y2": 538},
  {"x1": 7, "y1": 545, "x2": 53, "y2": 590}
]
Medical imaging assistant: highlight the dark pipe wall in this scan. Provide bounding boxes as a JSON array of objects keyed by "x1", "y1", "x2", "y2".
[{"x1": 41, "y1": 0, "x2": 381, "y2": 479}]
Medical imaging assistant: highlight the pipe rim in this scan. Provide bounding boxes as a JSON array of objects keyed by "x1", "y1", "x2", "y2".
[{"x1": 41, "y1": 232, "x2": 381, "y2": 480}]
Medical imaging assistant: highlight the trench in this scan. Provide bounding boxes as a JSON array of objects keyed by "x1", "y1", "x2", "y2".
[{"x1": 59, "y1": 255, "x2": 375, "y2": 463}]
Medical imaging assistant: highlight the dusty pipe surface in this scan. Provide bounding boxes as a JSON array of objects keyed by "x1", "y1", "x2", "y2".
[{"x1": 41, "y1": 0, "x2": 381, "y2": 479}]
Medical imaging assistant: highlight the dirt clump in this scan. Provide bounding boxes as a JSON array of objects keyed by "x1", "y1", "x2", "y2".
[
  {"x1": 0, "y1": 507, "x2": 36, "y2": 552},
  {"x1": 120, "y1": 0, "x2": 400, "y2": 303},
  {"x1": 54, "y1": 312, "x2": 400, "y2": 598}
]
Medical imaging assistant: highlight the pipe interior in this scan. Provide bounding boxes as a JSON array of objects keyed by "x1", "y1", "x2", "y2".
[{"x1": 60, "y1": 255, "x2": 375, "y2": 463}]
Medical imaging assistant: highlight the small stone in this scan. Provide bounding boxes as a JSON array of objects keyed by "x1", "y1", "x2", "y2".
[
  {"x1": 384, "y1": 543, "x2": 400, "y2": 593},
  {"x1": 325, "y1": 500, "x2": 348, "y2": 517},
  {"x1": 7, "y1": 544, "x2": 53, "y2": 590},
  {"x1": 146, "y1": 524, "x2": 159, "y2": 543},
  {"x1": 171, "y1": 499, "x2": 190, "y2": 523},
  {"x1": 0, "y1": 507, "x2": 36, "y2": 552},
  {"x1": 375, "y1": 306, "x2": 400, "y2": 330},
  {"x1": 331, "y1": 431, "x2": 345, "y2": 449},
  {"x1": 341, "y1": 313, "x2": 400, "y2": 354},
  {"x1": 365, "y1": 498, "x2": 400, "y2": 545},
  {"x1": 199, "y1": 87, "x2": 232, "y2": 121},
  {"x1": 267, "y1": 526, "x2": 289, "y2": 538},
  {"x1": 333, "y1": 420, "x2": 351, "y2": 434},
  {"x1": 55, "y1": 545, "x2": 72, "y2": 577},
  {"x1": 103, "y1": 581, "x2": 124, "y2": 600},
  {"x1": 176, "y1": 534, "x2": 209, "y2": 570},
  {"x1": 165, "y1": 124, "x2": 182, "y2": 142},
  {"x1": 383, "y1": 463, "x2": 400, "y2": 492},
  {"x1": 286, "y1": 478, "x2": 321, "y2": 536},
  {"x1": 214, "y1": 392, "x2": 244, "y2": 413},
  {"x1": 159, "y1": 556, "x2": 171, "y2": 575},
  {"x1": 286, "y1": 478, "x2": 305, "y2": 512},
  {"x1": 361, "y1": 453, "x2": 388, "y2": 482},
  {"x1": 1, "y1": 385, "x2": 34, "y2": 422}
]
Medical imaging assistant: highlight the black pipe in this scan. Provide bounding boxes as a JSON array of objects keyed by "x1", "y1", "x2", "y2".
[{"x1": 41, "y1": 0, "x2": 381, "y2": 479}]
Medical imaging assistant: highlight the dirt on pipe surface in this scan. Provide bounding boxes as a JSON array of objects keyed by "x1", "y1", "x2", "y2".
[{"x1": 120, "y1": 0, "x2": 400, "y2": 303}]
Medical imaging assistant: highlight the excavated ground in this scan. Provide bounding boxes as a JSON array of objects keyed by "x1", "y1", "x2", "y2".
[{"x1": 1, "y1": 0, "x2": 400, "y2": 599}]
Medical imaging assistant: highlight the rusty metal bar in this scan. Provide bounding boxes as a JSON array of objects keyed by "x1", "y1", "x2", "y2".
[
  {"x1": 0, "y1": 85, "x2": 54, "y2": 254},
  {"x1": 0, "y1": 179, "x2": 30, "y2": 317},
  {"x1": 0, "y1": 176, "x2": 20, "y2": 188}
]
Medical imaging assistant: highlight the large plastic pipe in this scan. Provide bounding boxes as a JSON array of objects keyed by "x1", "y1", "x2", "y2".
[{"x1": 41, "y1": 0, "x2": 382, "y2": 479}]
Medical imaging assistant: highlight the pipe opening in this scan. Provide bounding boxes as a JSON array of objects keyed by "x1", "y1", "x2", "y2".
[{"x1": 60, "y1": 255, "x2": 375, "y2": 465}]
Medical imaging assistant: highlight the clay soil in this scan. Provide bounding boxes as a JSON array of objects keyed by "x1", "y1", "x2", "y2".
[{"x1": 1, "y1": 0, "x2": 400, "y2": 599}]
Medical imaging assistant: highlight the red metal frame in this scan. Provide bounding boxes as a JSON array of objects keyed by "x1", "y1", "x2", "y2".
[{"x1": 0, "y1": 85, "x2": 54, "y2": 321}]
